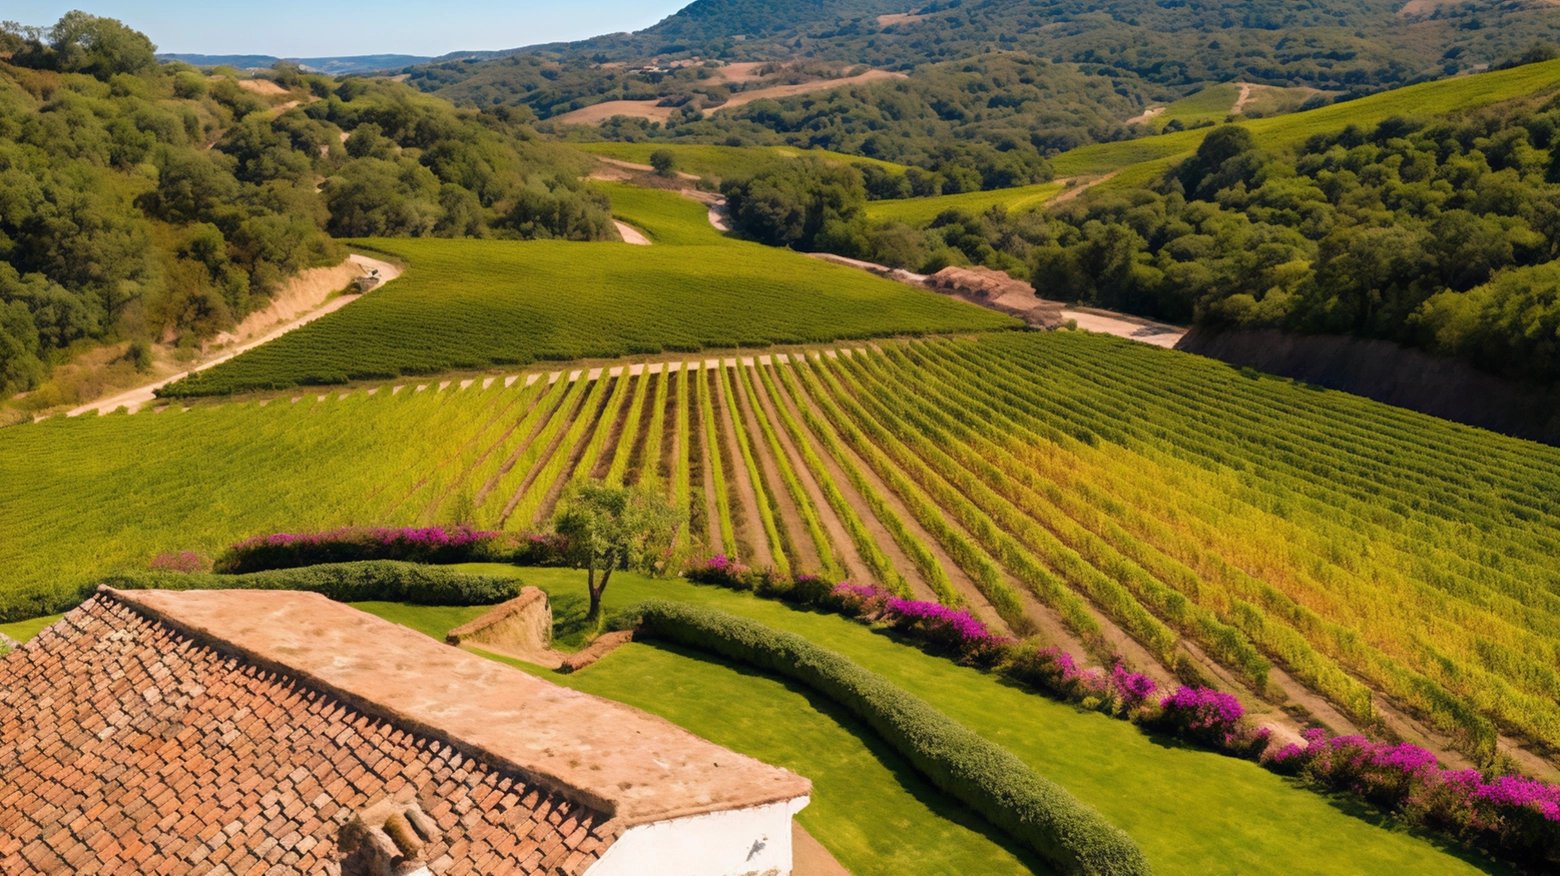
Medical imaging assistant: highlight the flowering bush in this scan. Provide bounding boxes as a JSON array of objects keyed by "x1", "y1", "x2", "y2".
[
  {"x1": 1153, "y1": 686, "x2": 1270, "y2": 758},
  {"x1": 882, "y1": 597, "x2": 1015, "y2": 666},
  {"x1": 1005, "y1": 647, "x2": 1158, "y2": 717},
  {"x1": 685, "y1": 554, "x2": 757, "y2": 590},
  {"x1": 511, "y1": 532, "x2": 572, "y2": 566},
  {"x1": 827, "y1": 582, "x2": 895, "y2": 618},
  {"x1": 149, "y1": 551, "x2": 210, "y2": 573},
  {"x1": 215, "y1": 525, "x2": 511, "y2": 573},
  {"x1": 1268, "y1": 730, "x2": 1560, "y2": 865}
]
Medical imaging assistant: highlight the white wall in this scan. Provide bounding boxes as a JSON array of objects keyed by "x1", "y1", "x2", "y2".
[{"x1": 586, "y1": 797, "x2": 810, "y2": 876}]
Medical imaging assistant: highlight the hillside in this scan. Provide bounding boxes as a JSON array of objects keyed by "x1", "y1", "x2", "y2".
[
  {"x1": 408, "y1": 0, "x2": 1560, "y2": 128},
  {"x1": 155, "y1": 186, "x2": 1017, "y2": 396},
  {"x1": 0, "y1": 13, "x2": 614, "y2": 419}
]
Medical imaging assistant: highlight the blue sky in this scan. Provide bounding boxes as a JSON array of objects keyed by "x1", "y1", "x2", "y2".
[{"x1": 6, "y1": 0, "x2": 690, "y2": 57}]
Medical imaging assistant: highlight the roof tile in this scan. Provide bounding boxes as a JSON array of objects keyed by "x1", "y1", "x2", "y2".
[{"x1": 0, "y1": 597, "x2": 610, "y2": 875}]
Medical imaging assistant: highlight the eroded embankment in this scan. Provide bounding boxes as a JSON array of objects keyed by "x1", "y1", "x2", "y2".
[{"x1": 1177, "y1": 327, "x2": 1560, "y2": 446}]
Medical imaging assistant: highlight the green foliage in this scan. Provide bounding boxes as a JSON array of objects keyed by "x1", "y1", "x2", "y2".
[
  {"x1": 648, "y1": 148, "x2": 677, "y2": 177},
  {"x1": 101, "y1": 560, "x2": 521, "y2": 606},
  {"x1": 1035, "y1": 95, "x2": 1560, "y2": 380},
  {"x1": 554, "y1": 478, "x2": 682, "y2": 619},
  {"x1": 722, "y1": 155, "x2": 867, "y2": 250},
  {"x1": 0, "y1": 19, "x2": 610, "y2": 398},
  {"x1": 628, "y1": 598, "x2": 1152, "y2": 876}
]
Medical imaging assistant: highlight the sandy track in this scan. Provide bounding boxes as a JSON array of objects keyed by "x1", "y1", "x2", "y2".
[
  {"x1": 1231, "y1": 83, "x2": 1256, "y2": 115},
  {"x1": 1063, "y1": 307, "x2": 1186, "y2": 348},
  {"x1": 613, "y1": 221, "x2": 651, "y2": 245},
  {"x1": 1125, "y1": 106, "x2": 1165, "y2": 126},
  {"x1": 67, "y1": 254, "x2": 400, "y2": 417}
]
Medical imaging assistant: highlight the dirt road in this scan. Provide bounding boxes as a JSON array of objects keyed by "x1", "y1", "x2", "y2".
[
  {"x1": 1062, "y1": 307, "x2": 1186, "y2": 348},
  {"x1": 67, "y1": 254, "x2": 401, "y2": 416}
]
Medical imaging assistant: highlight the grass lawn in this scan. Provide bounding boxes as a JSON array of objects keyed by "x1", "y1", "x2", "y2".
[
  {"x1": 0, "y1": 613, "x2": 62, "y2": 644},
  {"x1": 356, "y1": 566, "x2": 1508, "y2": 876}
]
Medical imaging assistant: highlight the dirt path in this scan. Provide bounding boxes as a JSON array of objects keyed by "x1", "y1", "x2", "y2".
[
  {"x1": 1049, "y1": 172, "x2": 1118, "y2": 205},
  {"x1": 1062, "y1": 307, "x2": 1186, "y2": 348},
  {"x1": 1231, "y1": 82, "x2": 1256, "y2": 115},
  {"x1": 749, "y1": 358, "x2": 859, "y2": 578},
  {"x1": 67, "y1": 254, "x2": 400, "y2": 416},
  {"x1": 613, "y1": 221, "x2": 651, "y2": 245},
  {"x1": 712, "y1": 363, "x2": 774, "y2": 569},
  {"x1": 1125, "y1": 106, "x2": 1165, "y2": 126}
]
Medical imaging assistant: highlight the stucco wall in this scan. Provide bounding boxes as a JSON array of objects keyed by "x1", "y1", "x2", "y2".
[{"x1": 587, "y1": 797, "x2": 811, "y2": 876}]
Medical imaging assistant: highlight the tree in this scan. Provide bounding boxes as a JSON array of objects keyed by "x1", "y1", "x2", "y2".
[
  {"x1": 553, "y1": 480, "x2": 683, "y2": 625},
  {"x1": 649, "y1": 149, "x2": 678, "y2": 177}
]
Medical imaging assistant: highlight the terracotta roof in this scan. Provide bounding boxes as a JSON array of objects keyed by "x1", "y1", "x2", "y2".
[
  {"x1": 107, "y1": 587, "x2": 812, "y2": 825},
  {"x1": 0, "y1": 594, "x2": 612, "y2": 875}
]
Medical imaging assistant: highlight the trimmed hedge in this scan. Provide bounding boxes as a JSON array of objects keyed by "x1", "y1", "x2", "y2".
[
  {"x1": 101, "y1": 561, "x2": 521, "y2": 606},
  {"x1": 625, "y1": 599, "x2": 1152, "y2": 876}
]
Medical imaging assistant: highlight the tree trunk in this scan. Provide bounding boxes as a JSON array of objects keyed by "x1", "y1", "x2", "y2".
[{"x1": 587, "y1": 566, "x2": 614, "y2": 625}]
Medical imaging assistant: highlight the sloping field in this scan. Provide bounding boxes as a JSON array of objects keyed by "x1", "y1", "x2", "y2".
[
  {"x1": 7, "y1": 333, "x2": 1560, "y2": 780},
  {"x1": 576, "y1": 142, "x2": 909, "y2": 180},
  {"x1": 158, "y1": 189, "x2": 1014, "y2": 396},
  {"x1": 864, "y1": 181, "x2": 1067, "y2": 225},
  {"x1": 1050, "y1": 58, "x2": 1560, "y2": 183}
]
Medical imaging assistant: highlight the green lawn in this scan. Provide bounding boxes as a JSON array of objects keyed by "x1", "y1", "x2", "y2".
[
  {"x1": 160, "y1": 186, "x2": 1017, "y2": 396},
  {"x1": 357, "y1": 566, "x2": 1505, "y2": 876},
  {"x1": 575, "y1": 142, "x2": 908, "y2": 182},
  {"x1": 0, "y1": 613, "x2": 61, "y2": 644}
]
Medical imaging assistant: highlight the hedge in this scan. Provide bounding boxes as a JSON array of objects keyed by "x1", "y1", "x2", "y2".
[
  {"x1": 214, "y1": 526, "x2": 516, "y2": 574},
  {"x1": 624, "y1": 599, "x2": 1152, "y2": 876},
  {"x1": 100, "y1": 561, "x2": 522, "y2": 606}
]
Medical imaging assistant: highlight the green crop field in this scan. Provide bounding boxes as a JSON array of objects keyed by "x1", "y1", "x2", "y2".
[
  {"x1": 574, "y1": 141, "x2": 909, "y2": 181},
  {"x1": 863, "y1": 181, "x2": 1067, "y2": 225},
  {"x1": 158, "y1": 187, "x2": 1015, "y2": 396},
  {"x1": 7, "y1": 332, "x2": 1560, "y2": 784},
  {"x1": 1050, "y1": 58, "x2": 1560, "y2": 181},
  {"x1": 346, "y1": 568, "x2": 1504, "y2": 876}
]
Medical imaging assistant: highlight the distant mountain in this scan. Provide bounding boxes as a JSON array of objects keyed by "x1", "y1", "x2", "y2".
[{"x1": 158, "y1": 53, "x2": 434, "y2": 75}]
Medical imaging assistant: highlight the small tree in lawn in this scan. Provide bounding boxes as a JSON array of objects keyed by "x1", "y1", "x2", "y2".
[{"x1": 553, "y1": 479, "x2": 682, "y2": 625}]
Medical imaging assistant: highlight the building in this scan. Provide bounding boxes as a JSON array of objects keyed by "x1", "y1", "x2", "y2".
[{"x1": 0, "y1": 587, "x2": 812, "y2": 875}]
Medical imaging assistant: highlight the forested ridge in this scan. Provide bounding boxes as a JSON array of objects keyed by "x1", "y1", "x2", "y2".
[
  {"x1": 1039, "y1": 94, "x2": 1560, "y2": 383},
  {"x1": 411, "y1": 0, "x2": 1560, "y2": 117},
  {"x1": 0, "y1": 14, "x2": 614, "y2": 403}
]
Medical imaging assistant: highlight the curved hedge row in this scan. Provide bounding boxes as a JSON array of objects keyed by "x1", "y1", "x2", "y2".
[
  {"x1": 625, "y1": 599, "x2": 1152, "y2": 876},
  {"x1": 100, "y1": 561, "x2": 521, "y2": 606}
]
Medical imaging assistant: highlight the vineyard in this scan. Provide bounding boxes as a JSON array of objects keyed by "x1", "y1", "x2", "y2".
[
  {"x1": 158, "y1": 187, "x2": 1015, "y2": 397},
  {"x1": 6, "y1": 332, "x2": 1560, "y2": 777}
]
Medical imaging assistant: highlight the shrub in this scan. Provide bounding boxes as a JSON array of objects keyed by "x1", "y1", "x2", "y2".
[
  {"x1": 1267, "y1": 730, "x2": 1560, "y2": 866},
  {"x1": 882, "y1": 596, "x2": 1016, "y2": 667},
  {"x1": 101, "y1": 561, "x2": 520, "y2": 606},
  {"x1": 685, "y1": 554, "x2": 757, "y2": 590},
  {"x1": 511, "y1": 532, "x2": 573, "y2": 566},
  {"x1": 826, "y1": 581, "x2": 894, "y2": 618},
  {"x1": 1005, "y1": 647, "x2": 1158, "y2": 718},
  {"x1": 149, "y1": 551, "x2": 211, "y2": 573},
  {"x1": 215, "y1": 525, "x2": 512, "y2": 573},
  {"x1": 626, "y1": 599, "x2": 1152, "y2": 876},
  {"x1": 1153, "y1": 686, "x2": 1270, "y2": 759}
]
